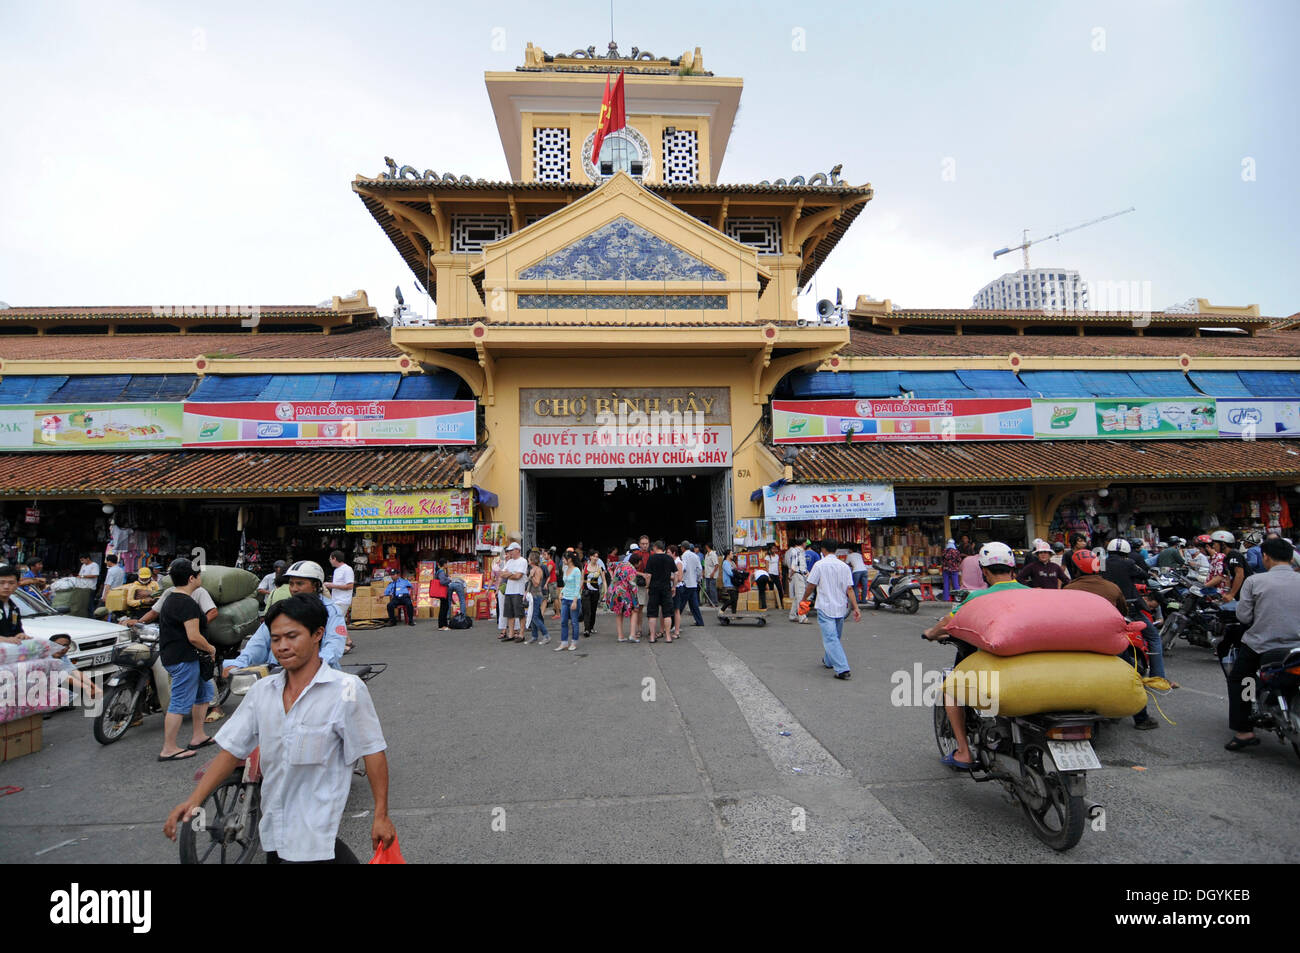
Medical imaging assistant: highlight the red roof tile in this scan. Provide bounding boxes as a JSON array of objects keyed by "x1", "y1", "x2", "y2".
[
  {"x1": 786, "y1": 439, "x2": 1300, "y2": 485},
  {"x1": 0, "y1": 328, "x2": 403, "y2": 361},
  {"x1": 0, "y1": 448, "x2": 478, "y2": 497},
  {"x1": 845, "y1": 327, "x2": 1300, "y2": 359}
]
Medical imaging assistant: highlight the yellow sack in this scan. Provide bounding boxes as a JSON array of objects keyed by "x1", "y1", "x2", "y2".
[{"x1": 941, "y1": 650, "x2": 1147, "y2": 718}]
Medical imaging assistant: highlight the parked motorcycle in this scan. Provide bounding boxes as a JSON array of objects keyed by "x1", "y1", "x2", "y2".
[
  {"x1": 179, "y1": 661, "x2": 386, "y2": 864},
  {"x1": 866, "y1": 559, "x2": 921, "y2": 614},
  {"x1": 929, "y1": 636, "x2": 1105, "y2": 851},
  {"x1": 1222, "y1": 643, "x2": 1300, "y2": 761},
  {"x1": 92, "y1": 624, "x2": 239, "y2": 745}
]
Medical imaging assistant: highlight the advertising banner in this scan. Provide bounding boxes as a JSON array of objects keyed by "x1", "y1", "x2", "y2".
[
  {"x1": 1216, "y1": 399, "x2": 1300, "y2": 439},
  {"x1": 344, "y1": 490, "x2": 474, "y2": 531},
  {"x1": 0, "y1": 403, "x2": 183, "y2": 451},
  {"x1": 952, "y1": 489, "x2": 1030, "y2": 515},
  {"x1": 518, "y1": 425, "x2": 731, "y2": 469},
  {"x1": 772, "y1": 399, "x2": 1032, "y2": 443},
  {"x1": 182, "y1": 400, "x2": 476, "y2": 448},
  {"x1": 1089, "y1": 399, "x2": 1218, "y2": 438},
  {"x1": 763, "y1": 482, "x2": 897, "y2": 521},
  {"x1": 1030, "y1": 399, "x2": 1098, "y2": 438},
  {"x1": 475, "y1": 522, "x2": 506, "y2": 552},
  {"x1": 1127, "y1": 486, "x2": 1216, "y2": 511}
]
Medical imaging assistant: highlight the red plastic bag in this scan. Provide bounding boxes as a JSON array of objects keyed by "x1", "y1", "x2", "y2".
[{"x1": 368, "y1": 836, "x2": 407, "y2": 864}]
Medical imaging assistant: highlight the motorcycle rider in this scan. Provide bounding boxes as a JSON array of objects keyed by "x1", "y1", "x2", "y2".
[
  {"x1": 1206, "y1": 530, "x2": 1251, "y2": 604},
  {"x1": 1225, "y1": 536, "x2": 1300, "y2": 751},
  {"x1": 1156, "y1": 537, "x2": 1186, "y2": 569},
  {"x1": 1064, "y1": 533, "x2": 1092, "y2": 579},
  {"x1": 222, "y1": 560, "x2": 346, "y2": 673},
  {"x1": 1016, "y1": 541, "x2": 1070, "y2": 589},
  {"x1": 1066, "y1": 550, "x2": 1170, "y2": 721},
  {"x1": 923, "y1": 542, "x2": 1027, "y2": 769},
  {"x1": 1186, "y1": 535, "x2": 1213, "y2": 580}
]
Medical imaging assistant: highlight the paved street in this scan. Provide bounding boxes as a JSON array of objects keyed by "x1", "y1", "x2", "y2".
[{"x1": 3, "y1": 602, "x2": 1298, "y2": 864}]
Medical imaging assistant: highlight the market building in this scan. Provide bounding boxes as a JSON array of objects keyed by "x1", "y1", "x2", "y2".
[{"x1": 3, "y1": 41, "x2": 1299, "y2": 602}]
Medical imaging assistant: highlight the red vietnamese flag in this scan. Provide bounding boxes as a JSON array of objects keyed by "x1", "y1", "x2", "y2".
[{"x1": 591, "y1": 70, "x2": 626, "y2": 168}]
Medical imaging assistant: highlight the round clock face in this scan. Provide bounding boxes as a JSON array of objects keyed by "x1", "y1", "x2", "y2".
[{"x1": 581, "y1": 126, "x2": 653, "y2": 182}]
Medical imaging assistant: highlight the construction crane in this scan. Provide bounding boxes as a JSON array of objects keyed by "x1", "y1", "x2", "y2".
[{"x1": 994, "y1": 207, "x2": 1135, "y2": 271}]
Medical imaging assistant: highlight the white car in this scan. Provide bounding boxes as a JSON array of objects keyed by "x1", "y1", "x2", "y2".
[{"x1": 11, "y1": 588, "x2": 130, "y2": 678}]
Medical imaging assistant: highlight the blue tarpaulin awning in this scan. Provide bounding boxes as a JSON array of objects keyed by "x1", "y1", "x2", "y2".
[
  {"x1": 898, "y1": 371, "x2": 975, "y2": 398},
  {"x1": 0, "y1": 375, "x2": 69, "y2": 403},
  {"x1": 955, "y1": 370, "x2": 1029, "y2": 397},
  {"x1": 1129, "y1": 371, "x2": 1200, "y2": 397},
  {"x1": 1188, "y1": 371, "x2": 1252, "y2": 397},
  {"x1": 1237, "y1": 371, "x2": 1300, "y2": 397},
  {"x1": 474, "y1": 485, "x2": 499, "y2": 508},
  {"x1": 313, "y1": 493, "x2": 346, "y2": 513}
]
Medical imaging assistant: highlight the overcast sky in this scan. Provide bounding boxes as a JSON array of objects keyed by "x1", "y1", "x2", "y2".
[{"x1": 1, "y1": 0, "x2": 1296, "y2": 321}]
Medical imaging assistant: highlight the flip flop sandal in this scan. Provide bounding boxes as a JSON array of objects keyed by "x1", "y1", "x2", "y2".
[
  {"x1": 158, "y1": 750, "x2": 196, "y2": 762},
  {"x1": 941, "y1": 751, "x2": 976, "y2": 770},
  {"x1": 187, "y1": 737, "x2": 216, "y2": 750},
  {"x1": 204, "y1": 710, "x2": 224, "y2": 724},
  {"x1": 1224, "y1": 736, "x2": 1260, "y2": 751}
]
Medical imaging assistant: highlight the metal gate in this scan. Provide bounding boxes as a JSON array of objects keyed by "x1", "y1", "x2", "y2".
[
  {"x1": 520, "y1": 471, "x2": 537, "y2": 551},
  {"x1": 710, "y1": 470, "x2": 732, "y2": 553}
]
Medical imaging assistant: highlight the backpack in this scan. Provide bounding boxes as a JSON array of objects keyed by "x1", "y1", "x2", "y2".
[{"x1": 448, "y1": 613, "x2": 473, "y2": 630}]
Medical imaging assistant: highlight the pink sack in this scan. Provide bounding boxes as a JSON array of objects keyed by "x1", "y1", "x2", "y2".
[{"x1": 945, "y1": 588, "x2": 1135, "y2": 656}]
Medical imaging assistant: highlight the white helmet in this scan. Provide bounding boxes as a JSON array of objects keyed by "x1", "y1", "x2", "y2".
[
  {"x1": 1032, "y1": 541, "x2": 1052, "y2": 555},
  {"x1": 1106, "y1": 538, "x2": 1131, "y2": 554},
  {"x1": 1210, "y1": 530, "x2": 1235, "y2": 545},
  {"x1": 285, "y1": 559, "x2": 326, "y2": 583},
  {"x1": 977, "y1": 542, "x2": 1016, "y2": 568}
]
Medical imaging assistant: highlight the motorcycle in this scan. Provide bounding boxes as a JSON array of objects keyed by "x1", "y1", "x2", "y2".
[
  {"x1": 1159, "y1": 571, "x2": 1226, "y2": 652},
  {"x1": 1222, "y1": 643, "x2": 1300, "y2": 761},
  {"x1": 928, "y1": 636, "x2": 1104, "y2": 851},
  {"x1": 866, "y1": 559, "x2": 921, "y2": 614},
  {"x1": 92, "y1": 624, "x2": 240, "y2": 745},
  {"x1": 179, "y1": 661, "x2": 386, "y2": 864}
]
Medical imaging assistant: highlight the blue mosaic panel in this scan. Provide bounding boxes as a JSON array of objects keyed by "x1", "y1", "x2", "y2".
[
  {"x1": 517, "y1": 294, "x2": 727, "y2": 310},
  {"x1": 517, "y1": 217, "x2": 725, "y2": 281}
]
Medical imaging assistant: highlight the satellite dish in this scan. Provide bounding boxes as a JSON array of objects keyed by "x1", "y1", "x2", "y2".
[{"x1": 816, "y1": 299, "x2": 836, "y2": 319}]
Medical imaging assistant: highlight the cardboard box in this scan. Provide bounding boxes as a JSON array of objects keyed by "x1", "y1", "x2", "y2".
[
  {"x1": 416, "y1": 604, "x2": 433, "y2": 619},
  {"x1": 1, "y1": 715, "x2": 42, "y2": 762}
]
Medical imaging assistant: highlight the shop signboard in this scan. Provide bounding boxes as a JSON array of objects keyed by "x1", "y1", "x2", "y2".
[
  {"x1": 475, "y1": 522, "x2": 506, "y2": 552},
  {"x1": 344, "y1": 490, "x2": 474, "y2": 531},
  {"x1": 952, "y1": 489, "x2": 1029, "y2": 515},
  {"x1": 763, "y1": 482, "x2": 897, "y2": 521},
  {"x1": 894, "y1": 488, "x2": 949, "y2": 517},
  {"x1": 1216, "y1": 399, "x2": 1300, "y2": 439},
  {"x1": 1127, "y1": 486, "x2": 1216, "y2": 511},
  {"x1": 181, "y1": 400, "x2": 476, "y2": 448},
  {"x1": 1030, "y1": 399, "x2": 1098, "y2": 438},
  {"x1": 772, "y1": 399, "x2": 1033, "y2": 443},
  {"x1": 0, "y1": 403, "x2": 183, "y2": 451},
  {"x1": 297, "y1": 500, "x2": 343, "y2": 527}
]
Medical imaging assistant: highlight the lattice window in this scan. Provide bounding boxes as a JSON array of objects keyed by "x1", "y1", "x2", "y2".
[
  {"x1": 451, "y1": 215, "x2": 510, "y2": 254},
  {"x1": 662, "y1": 128, "x2": 698, "y2": 184},
  {"x1": 725, "y1": 217, "x2": 783, "y2": 255},
  {"x1": 532, "y1": 127, "x2": 570, "y2": 183}
]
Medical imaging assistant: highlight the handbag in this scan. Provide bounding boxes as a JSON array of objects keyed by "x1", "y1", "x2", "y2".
[{"x1": 198, "y1": 652, "x2": 215, "y2": 683}]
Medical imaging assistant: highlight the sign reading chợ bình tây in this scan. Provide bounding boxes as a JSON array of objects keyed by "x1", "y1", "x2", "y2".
[
  {"x1": 763, "y1": 482, "x2": 897, "y2": 521},
  {"x1": 345, "y1": 490, "x2": 474, "y2": 531}
]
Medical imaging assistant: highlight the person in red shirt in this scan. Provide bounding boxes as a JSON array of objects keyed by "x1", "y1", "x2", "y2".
[{"x1": 1016, "y1": 542, "x2": 1070, "y2": 589}]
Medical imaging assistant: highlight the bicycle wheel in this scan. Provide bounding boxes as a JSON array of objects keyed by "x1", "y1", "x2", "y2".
[{"x1": 178, "y1": 776, "x2": 261, "y2": 864}]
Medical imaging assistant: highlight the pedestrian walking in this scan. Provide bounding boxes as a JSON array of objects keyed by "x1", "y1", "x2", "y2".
[
  {"x1": 499, "y1": 542, "x2": 528, "y2": 642},
  {"x1": 165, "y1": 594, "x2": 395, "y2": 863},
  {"x1": 609, "y1": 554, "x2": 639, "y2": 642},
  {"x1": 802, "y1": 540, "x2": 862, "y2": 680},
  {"x1": 556, "y1": 551, "x2": 583, "y2": 651},
  {"x1": 582, "y1": 550, "x2": 606, "y2": 636},
  {"x1": 678, "y1": 541, "x2": 705, "y2": 627},
  {"x1": 787, "y1": 541, "x2": 809, "y2": 622},
  {"x1": 844, "y1": 545, "x2": 868, "y2": 604},
  {"x1": 640, "y1": 540, "x2": 678, "y2": 643},
  {"x1": 702, "y1": 542, "x2": 720, "y2": 607},
  {"x1": 941, "y1": 540, "x2": 962, "y2": 601},
  {"x1": 155, "y1": 559, "x2": 218, "y2": 761},
  {"x1": 720, "y1": 549, "x2": 739, "y2": 614},
  {"x1": 526, "y1": 551, "x2": 550, "y2": 645}
]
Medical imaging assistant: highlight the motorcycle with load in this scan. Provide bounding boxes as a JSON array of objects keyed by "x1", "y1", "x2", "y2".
[
  {"x1": 865, "y1": 559, "x2": 922, "y2": 614},
  {"x1": 178, "y1": 661, "x2": 386, "y2": 864},
  {"x1": 928, "y1": 635, "x2": 1105, "y2": 851},
  {"x1": 92, "y1": 623, "x2": 241, "y2": 745}
]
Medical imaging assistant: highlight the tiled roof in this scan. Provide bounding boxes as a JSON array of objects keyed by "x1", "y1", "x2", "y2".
[
  {"x1": 354, "y1": 179, "x2": 870, "y2": 298},
  {"x1": 0, "y1": 448, "x2": 479, "y2": 497},
  {"x1": 0, "y1": 328, "x2": 403, "y2": 361},
  {"x1": 786, "y1": 439, "x2": 1300, "y2": 485},
  {"x1": 856, "y1": 307, "x2": 1277, "y2": 327},
  {"x1": 0, "y1": 305, "x2": 348, "y2": 321},
  {"x1": 845, "y1": 328, "x2": 1300, "y2": 359}
]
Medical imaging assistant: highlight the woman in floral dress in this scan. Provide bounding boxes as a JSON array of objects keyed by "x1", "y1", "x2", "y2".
[{"x1": 608, "y1": 556, "x2": 639, "y2": 642}]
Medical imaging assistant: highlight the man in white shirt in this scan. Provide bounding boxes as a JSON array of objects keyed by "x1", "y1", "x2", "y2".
[
  {"x1": 802, "y1": 539, "x2": 861, "y2": 680},
  {"x1": 76, "y1": 554, "x2": 100, "y2": 588},
  {"x1": 258, "y1": 560, "x2": 287, "y2": 601},
  {"x1": 844, "y1": 547, "x2": 868, "y2": 603},
  {"x1": 678, "y1": 541, "x2": 705, "y2": 626},
  {"x1": 702, "y1": 543, "x2": 720, "y2": 607},
  {"x1": 786, "y1": 542, "x2": 809, "y2": 623},
  {"x1": 165, "y1": 593, "x2": 394, "y2": 863},
  {"x1": 500, "y1": 541, "x2": 529, "y2": 642},
  {"x1": 325, "y1": 550, "x2": 355, "y2": 617}
]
